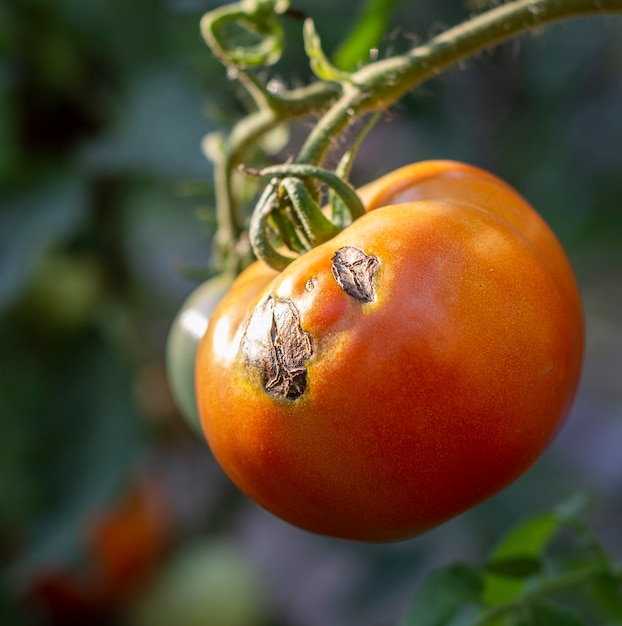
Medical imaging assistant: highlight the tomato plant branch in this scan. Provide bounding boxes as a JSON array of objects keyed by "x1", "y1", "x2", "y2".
[
  {"x1": 201, "y1": 0, "x2": 622, "y2": 271},
  {"x1": 211, "y1": 83, "x2": 340, "y2": 271},
  {"x1": 298, "y1": 0, "x2": 622, "y2": 166},
  {"x1": 200, "y1": 0, "x2": 342, "y2": 270}
]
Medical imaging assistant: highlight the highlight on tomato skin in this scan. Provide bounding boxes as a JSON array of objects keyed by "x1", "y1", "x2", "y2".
[{"x1": 195, "y1": 161, "x2": 585, "y2": 543}]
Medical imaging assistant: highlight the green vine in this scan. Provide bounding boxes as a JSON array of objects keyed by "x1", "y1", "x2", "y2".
[{"x1": 200, "y1": 0, "x2": 622, "y2": 271}]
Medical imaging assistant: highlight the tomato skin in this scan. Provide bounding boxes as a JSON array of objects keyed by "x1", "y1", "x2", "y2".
[
  {"x1": 196, "y1": 161, "x2": 584, "y2": 542},
  {"x1": 358, "y1": 160, "x2": 583, "y2": 329},
  {"x1": 166, "y1": 275, "x2": 235, "y2": 432}
]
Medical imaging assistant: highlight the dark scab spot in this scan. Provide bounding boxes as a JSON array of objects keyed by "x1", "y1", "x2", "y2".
[
  {"x1": 331, "y1": 246, "x2": 379, "y2": 303},
  {"x1": 305, "y1": 277, "x2": 317, "y2": 292},
  {"x1": 242, "y1": 296, "x2": 313, "y2": 401}
]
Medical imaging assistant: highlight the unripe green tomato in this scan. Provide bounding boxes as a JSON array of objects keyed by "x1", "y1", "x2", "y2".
[
  {"x1": 166, "y1": 275, "x2": 233, "y2": 432},
  {"x1": 128, "y1": 539, "x2": 268, "y2": 626}
]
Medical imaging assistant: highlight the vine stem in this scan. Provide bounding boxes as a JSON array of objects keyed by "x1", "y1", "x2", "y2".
[
  {"x1": 211, "y1": 82, "x2": 340, "y2": 271},
  {"x1": 204, "y1": 0, "x2": 622, "y2": 271},
  {"x1": 472, "y1": 563, "x2": 622, "y2": 626},
  {"x1": 297, "y1": 0, "x2": 622, "y2": 166}
]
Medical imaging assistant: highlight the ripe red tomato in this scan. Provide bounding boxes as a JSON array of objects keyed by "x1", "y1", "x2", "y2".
[{"x1": 195, "y1": 161, "x2": 584, "y2": 542}]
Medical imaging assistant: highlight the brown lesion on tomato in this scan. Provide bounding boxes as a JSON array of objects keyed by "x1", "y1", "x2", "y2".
[
  {"x1": 305, "y1": 277, "x2": 317, "y2": 292},
  {"x1": 241, "y1": 296, "x2": 313, "y2": 401},
  {"x1": 331, "y1": 246, "x2": 379, "y2": 303}
]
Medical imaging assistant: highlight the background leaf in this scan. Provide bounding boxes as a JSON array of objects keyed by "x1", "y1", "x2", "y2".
[
  {"x1": 0, "y1": 174, "x2": 87, "y2": 312},
  {"x1": 487, "y1": 514, "x2": 562, "y2": 577},
  {"x1": 400, "y1": 563, "x2": 483, "y2": 626},
  {"x1": 517, "y1": 601, "x2": 588, "y2": 626},
  {"x1": 481, "y1": 572, "x2": 526, "y2": 608},
  {"x1": 332, "y1": 0, "x2": 406, "y2": 70}
]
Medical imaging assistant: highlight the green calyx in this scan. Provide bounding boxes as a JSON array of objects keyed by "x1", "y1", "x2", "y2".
[{"x1": 247, "y1": 164, "x2": 365, "y2": 271}]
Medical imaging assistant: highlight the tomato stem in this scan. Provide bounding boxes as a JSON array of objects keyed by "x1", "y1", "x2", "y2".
[
  {"x1": 297, "y1": 0, "x2": 622, "y2": 166},
  {"x1": 247, "y1": 164, "x2": 365, "y2": 268},
  {"x1": 208, "y1": 93, "x2": 340, "y2": 272},
  {"x1": 200, "y1": 0, "x2": 622, "y2": 272}
]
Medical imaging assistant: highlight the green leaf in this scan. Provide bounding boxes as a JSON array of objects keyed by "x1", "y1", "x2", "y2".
[
  {"x1": 482, "y1": 572, "x2": 526, "y2": 607},
  {"x1": 80, "y1": 68, "x2": 214, "y2": 179},
  {"x1": 7, "y1": 332, "x2": 147, "y2": 579},
  {"x1": 0, "y1": 173, "x2": 87, "y2": 313},
  {"x1": 0, "y1": 89, "x2": 18, "y2": 185},
  {"x1": 332, "y1": 0, "x2": 405, "y2": 71},
  {"x1": 519, "y1": 601, "x2": 588, "y2": 626},
  {"x1": 487, "y1": 513, "x2": 562, "y2": 577},
  {"x1": 585, "y1": 572, "x2": 622, "y2": 621},
  {"x1": 400, "y1": 563, "x2": 483, "y2": 626}
]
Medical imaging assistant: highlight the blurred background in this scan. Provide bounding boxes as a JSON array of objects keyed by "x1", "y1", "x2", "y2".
[{"x1": 1, "y1": 0, "x2": 621, "y2": 625}]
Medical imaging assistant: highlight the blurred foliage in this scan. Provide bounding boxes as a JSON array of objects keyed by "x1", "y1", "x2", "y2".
[
  {"x1": 401, "y1": 498, "x2": 622, "y2": 626},
  {"x1": 332, "y1": 0, "x2": 407, "y2": 70},
  {"x1": 0, "y1": 0, "x2": 621, "y2": 625}
]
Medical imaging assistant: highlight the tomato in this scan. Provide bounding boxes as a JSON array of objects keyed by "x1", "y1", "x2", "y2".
[
  {"x1": 128, "y1": 539, "x2": 268, "y2": 626},
  {"x1": 26, "y1": 477, "x2": 173, "y2": 621},
  {"x1": 166, "y1": 275, "x2": 234, "y2": 432},
  {"x1": 195, "y1": 161, "x2": 584, "y2": 542}
]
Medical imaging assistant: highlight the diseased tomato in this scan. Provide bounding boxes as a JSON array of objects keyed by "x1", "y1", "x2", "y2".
[{"x1": 195, "y1": 161, "x2": 584, "y2": 542}]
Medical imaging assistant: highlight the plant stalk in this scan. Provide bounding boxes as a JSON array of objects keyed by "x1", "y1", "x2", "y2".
[{"x1": 297, "y1": 0, "x2": 622, "y2": 165}]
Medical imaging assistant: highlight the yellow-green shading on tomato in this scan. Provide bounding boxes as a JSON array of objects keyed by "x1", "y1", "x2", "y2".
[{"x1": 165, "y1": 274, "x2": 233, "y2": 433}]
